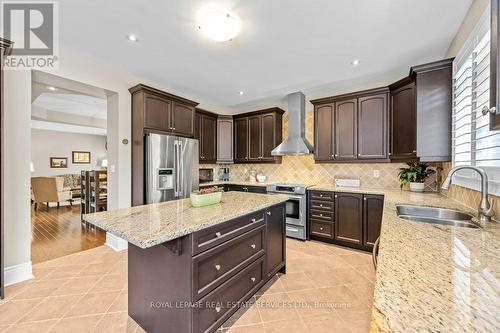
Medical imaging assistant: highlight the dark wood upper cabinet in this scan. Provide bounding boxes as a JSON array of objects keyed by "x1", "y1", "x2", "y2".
[
  {"x1": 171, "y1": 101, "x2": 195, "y2": 137},
  {"x1": 334, "y1": 193, "x2": 363, "y2": 246},
  {"x1": 363, "y1": 195, "x2": 384, "y2": 249},
  {"x1": 311, "y1": 87, "x2": 389, "y2": 163},
  {"x1": 314, "y1": 103, "x2": 334, "y2": 161},
  {"x1": 389, "y1": 78, "x2": 416, "y2": 160},
  {"x1": 233, "y1": 108, "x2": 284, "y2": 164},
  {"x1": 358, "y1": 94, "x2": 388, "y2": 159},
  {"x1": 130, "y1": 84, "x2": 199, "y2": 206},
  {"x1": 143, "y1": 93, "x2": 171, "y2": 131},
  {"x1": 234, "y1": 117, "x2": 249, "y2": 162},
  {"x1": 195, "y1": 109, "x2": 217, "y2": 163},
  {"x1": 248, "y1": 116, "x2": 262, "y2": 161},
  {"x1": 489, "y1": 0, "x2": 500, "y2": 129},
  {"x1": 335, "y1": 99, "x2": 358, "y2": 160}
]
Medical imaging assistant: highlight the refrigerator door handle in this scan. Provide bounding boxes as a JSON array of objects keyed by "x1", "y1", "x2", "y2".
[
  {"x1": 178, "y1": 141, "x2": 184, "y2": 197},
  {"x1": 174, "y1": 140, "x2": 180, "y2": 197}
]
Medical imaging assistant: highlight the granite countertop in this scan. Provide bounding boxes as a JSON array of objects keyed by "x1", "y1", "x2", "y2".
[
  {"x1": 200, "y1": 180, "x2": 269, "y2": 187},
  {"x1": 310, "y1": 185, "x2": 500, "y2": 332},
  {"x1": 83, "y1": 192, "x2": 288, "y2": 249}
]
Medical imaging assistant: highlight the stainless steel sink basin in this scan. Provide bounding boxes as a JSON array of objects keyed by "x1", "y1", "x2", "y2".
[{"x1": 396, "y1": 205, "x2": 479, "y2": 229}]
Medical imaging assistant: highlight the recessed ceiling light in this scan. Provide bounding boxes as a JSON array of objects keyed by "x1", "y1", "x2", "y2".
[
  {"x1": 239, "y1": 91, "x2": 244, "y2": 95},
  {"x1": 48, "y1": 86, "x2": 57, "y2": 91},
  {"x1": 127, "y1": 34, "x2": 138, "y2": 42},
  {"x1": 351, "y1": 59, "x2": 360, "y2": 66},
  {"x1": 198, "y1": 11, "x2": 241, "y2": 42}
]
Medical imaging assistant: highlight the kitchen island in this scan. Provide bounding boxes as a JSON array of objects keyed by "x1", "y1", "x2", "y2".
[{"x1": 84, "y1": 192, "x2": 288, "y2": 333}]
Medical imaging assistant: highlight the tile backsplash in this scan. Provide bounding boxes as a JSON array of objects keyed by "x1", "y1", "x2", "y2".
[{"x1": 201, "y1": 112, "x2": 438, "y2": 189}]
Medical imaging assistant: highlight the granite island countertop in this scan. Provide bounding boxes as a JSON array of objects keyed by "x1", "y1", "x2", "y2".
[
  {"x1": 83, "y1": 192, "x2": 288, "y2": 249},
  {"x1": 309, "y1": 185, "x2": 500, "y2": 333}
]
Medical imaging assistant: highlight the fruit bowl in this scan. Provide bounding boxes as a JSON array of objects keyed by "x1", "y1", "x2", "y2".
[{"x1": 190, "y1": 187, "x2": 223, "y2": 207}]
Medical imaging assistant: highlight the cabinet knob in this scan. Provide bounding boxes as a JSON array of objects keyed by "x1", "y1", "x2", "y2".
[
  {"x1": 251, "y1": 218, "x2": 256, "y2": 222},
  {"x1": 215, "y1": 232, "x2": 222, "y2": 238},
  {"x1": 388, "y1": 152, "x2": 392, "y2": 156},
  {"x1": 319, "y1": 213, "x2": 323, "y2": 217},
  {"x1": 173, "y1": 127, "x2": 176, "y2": 130},
  {"x1": 320, "y1": 194, "x2": 323, "y2": 197},
  {"x1": 267, "y1": 211, "x2": 271, "y2": 216},
  {"x1": 364, "y1": 197, "x2": 367, "y2": 201},
  {"x1": 335, "y1": 154, "x2": 338, "y2": 157},
  {"x1": 215, "y1": 305, "x2": 221, "y2": 313},
  {"x1": 250, "y1": 244, "x2": 256, "y2": 249},
  {"x1": 320, "y1": 227, "x2": 324, "y2": 231},
  {"x1": 335, "y1": 195, "x2": 338, "y2": 198},
  {"x1": 319, "y1": 204, "x2": 323, "y2": 207},
  {"x1": 250, "y1": 277, "x2": 256, "y2": 283},
  {"x1": 331, "y1": 154, "x2": 334, "y2": 158},
  {"x1": 215, "y1": 264, "x2": 221, "y2": 271},
  {"x1": 412, "y1": 150, "x2": 417, "y2": 154}
]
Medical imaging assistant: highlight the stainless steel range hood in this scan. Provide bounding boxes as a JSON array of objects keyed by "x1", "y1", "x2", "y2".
[{"x1": 271, "y1": 92, "x2": 314, "y2": 156}]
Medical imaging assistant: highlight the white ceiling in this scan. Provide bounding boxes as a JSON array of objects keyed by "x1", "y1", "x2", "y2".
[
  {"x1": 31, "y1": 120, "x2": 107, "y2": 136},
  {"x1": 59, "y1": 0, "x2": 472, "y2": 109},
  {"x1": 32, "y1": 93, "x2": 107, "y2": 119}
]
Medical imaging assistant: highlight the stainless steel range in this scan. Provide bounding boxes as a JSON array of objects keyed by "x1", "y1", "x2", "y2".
[{"x1": 266, "y1": 183, "x2": 307, "y2": 240}]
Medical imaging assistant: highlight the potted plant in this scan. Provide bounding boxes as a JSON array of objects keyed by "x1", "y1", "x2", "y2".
[{"x1": 398, "y1": 162, "x2": 435, "y2": 192}]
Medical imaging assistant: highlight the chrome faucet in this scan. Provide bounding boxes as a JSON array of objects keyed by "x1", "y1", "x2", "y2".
[{"x1": 441, "y1": 166, "x2": 494, "y2": 223}]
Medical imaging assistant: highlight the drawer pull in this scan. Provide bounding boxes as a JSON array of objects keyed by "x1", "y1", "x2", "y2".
[
  {"x1": 251, "y1": 218, "x2": 256, "y2": 222},
  {"x1": 250, "y1": 244, "x2": 256, "y2": 249},
  {"x1": 319, "y1": 213, "x2": 323, "y2": 217},
  {"x1": 215, "y1": 232, "x2": 222, "y2": 238},
  {"x1": 319, "y1": 204, "x2": 323, "y2": 207},
  {"x1": 250, "y1": 277, "x2": 256, "y2": 283},
  {"x1": 215, "y1": 264, "x2": 221, "y2": 271},
  {"x1": 267, "y1": 211, "x2": 271, "y2": 216},
  {"x1": 320, "y1": 194, "x2": 323, "y2": 197},
  {"x1": 215, "y1": 305, "x2": 221, "y2": 313}
]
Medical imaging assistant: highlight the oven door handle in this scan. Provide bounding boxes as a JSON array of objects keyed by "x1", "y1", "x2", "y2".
[{"x1": 268, "y1": 193, "x2": 304, "y2": 200}]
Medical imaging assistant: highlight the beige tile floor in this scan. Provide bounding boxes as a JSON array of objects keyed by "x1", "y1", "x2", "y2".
[{"x1": 0, "y1": 239, "x2": 375, "y2": 333}]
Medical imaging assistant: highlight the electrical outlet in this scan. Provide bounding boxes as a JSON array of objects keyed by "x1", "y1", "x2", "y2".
[{"x1": 373, "y1": 169, "x2": 380, "y2": 178}]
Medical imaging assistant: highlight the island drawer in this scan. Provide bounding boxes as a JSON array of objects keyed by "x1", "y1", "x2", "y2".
[
  {"x1": 309, "y1": 209, "x2": 334, "y2": 222},
  {"x1": 193, "y1": 256, "x2": 264, "y2": 333},
  {"x1": 192, "y1": 210, "x2": 266, "y2": 255},
  {"x1": 310, "y1": 220, "x2": 333, "y2": 238},
  {"x1": 192, "y1": 225, "x2": 265, "y2": 301},
  {"x1": 309, "y1": 191, "x2": 334, "y2": 201},
  {"x1": 309, "y1": 200, "x2": 334, "y2": 212}
]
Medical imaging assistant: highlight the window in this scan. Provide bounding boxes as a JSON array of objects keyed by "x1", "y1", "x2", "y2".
[{"x1": 452, "y1": 6, "x2": 500, "y2": 194}]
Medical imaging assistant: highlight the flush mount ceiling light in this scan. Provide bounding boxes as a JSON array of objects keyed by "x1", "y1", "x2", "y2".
[
  {"x1": 198, "y1": 11, "x2": 241, "y2": 42},
  {"x1": 127, "y1": 34, "x2": 138, "y2": 42},
  {"x1": 239, "y1": 91, "x2": 244, "y2": 95}
]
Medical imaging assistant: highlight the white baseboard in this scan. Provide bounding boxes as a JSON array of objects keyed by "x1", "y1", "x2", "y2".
[
  {"x1": 105, "y1": 232, "x2": 128, "y2": 252},
  {"x1": 4, "y1": 261, "x2": 33, "y2": 286}
]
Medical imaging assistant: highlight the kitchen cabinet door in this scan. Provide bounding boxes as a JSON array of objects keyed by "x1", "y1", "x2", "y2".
[
  {"x1": 201, "y1": 114, "x2": 217, "y2": 163},
  {"x1": 390, "y1": 81, "x2": 416, "y2": 160},
  {"x1": 144, "y1": 93, "x2": 171, "y2": 131},
  {"x1": 335, "y1": 193, "x2": 363, "y2": 245},
  {"x1": 265, "y1": 204, "x2": 286, "y2": 277},
  {"x1": 194, "y1": 112, "x2": 202, "y2": 141},
  {"x1": 335, "y1": 99, "x2": 357, "y2": 160},
  {"x1": 234, "y1": 118, "x2": 249, "y2": 162},
  {"x1": 217, "y1": 116, "x2": 233, "y2": 163},
  {"x1": 358, "y1": 94, "x2": 388, "y2": 159},
  {"x1": 171, "y1": 101, "x2": 195, "y2": 137},
  {"x1": 363, "y1": 195, "x2": 384, "y2": 249},
  {"x1": 314, "y1": 103, "x2": 334, "y2": 161},
  {"x1": 248, "y1": 115, "x2": 262, "y2": 161},
  {"x1": 261, "y1": 113, "x2": 277, "y2": 161}
]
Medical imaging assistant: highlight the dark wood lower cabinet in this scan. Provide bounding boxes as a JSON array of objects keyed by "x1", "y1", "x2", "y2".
[
  {"x1": 128, "y1": 203, "x2": 285, "y2": 333},
  {"x1": 226, "y1": 184, "x2": 267, "y2": 194},
  {"x1": 308, "y1": 190, "x2": 383, "y2": 251}
]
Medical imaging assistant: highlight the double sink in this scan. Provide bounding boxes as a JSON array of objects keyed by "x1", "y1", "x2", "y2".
[{"x1": 396, "y1": 205, "x2": 479, "y2": 229}]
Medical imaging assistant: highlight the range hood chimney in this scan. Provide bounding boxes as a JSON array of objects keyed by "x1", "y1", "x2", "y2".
[{"x1": 271, "y1": 92, "x2": 314, "y2": 156}]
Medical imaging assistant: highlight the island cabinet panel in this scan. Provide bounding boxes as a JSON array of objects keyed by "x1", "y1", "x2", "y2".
[
  {"x1": 314, "y1": 103, "x2": 334, "y2": 161},
  {"x1": 363, "y1": 195, "x2": 384, "y2": 249},
  {"x1": 335, "y1": 99, "x2": 358, "y2": 160},
  {"x1": 358, "y1": 94, "x2": 388, "y2": 159},
  {"x1": 265, "y1": 203, "x2": 286, "y2": 277},
  {"x1": 128, "y1": 203, "x2": 285, "y2": 333}
]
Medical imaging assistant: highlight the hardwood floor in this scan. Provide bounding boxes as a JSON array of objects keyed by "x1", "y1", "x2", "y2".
[{"x1": 31, "y1": 203, "x2": 106, "y2": 264}]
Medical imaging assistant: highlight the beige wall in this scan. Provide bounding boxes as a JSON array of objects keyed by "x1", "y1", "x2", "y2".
[{"x1": 31, "y1": 129, "x2": 107, "y2": 177}]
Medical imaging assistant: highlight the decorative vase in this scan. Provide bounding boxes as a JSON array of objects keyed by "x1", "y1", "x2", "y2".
[{"x1": 409, "y1": 182, "x2": 425, "y2": 192}]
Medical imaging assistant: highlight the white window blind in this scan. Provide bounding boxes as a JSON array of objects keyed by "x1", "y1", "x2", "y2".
[{"x1": 451, "y1": 6, "x2": 500, "y2": 194}]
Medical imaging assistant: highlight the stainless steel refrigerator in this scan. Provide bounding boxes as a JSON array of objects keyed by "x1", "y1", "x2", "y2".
[{"x1": 145, "y1": 133, "x2": 199, "y2": 204}]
